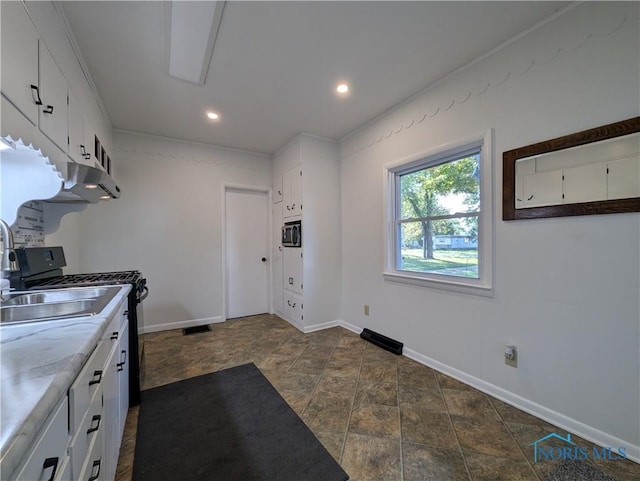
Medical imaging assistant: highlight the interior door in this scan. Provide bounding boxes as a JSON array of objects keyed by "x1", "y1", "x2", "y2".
[{"x1": 225, "y1": 188, "x2": 270, "y2": 319}]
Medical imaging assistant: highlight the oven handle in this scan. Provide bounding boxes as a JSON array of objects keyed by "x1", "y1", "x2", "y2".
[{"x1": 138, "y1": 285, "x2": 149, "y2": 303}]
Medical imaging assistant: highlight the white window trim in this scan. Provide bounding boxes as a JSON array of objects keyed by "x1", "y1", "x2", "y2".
[{"x1": 382, "y1": 130, "x2": 494, "y2": 297}]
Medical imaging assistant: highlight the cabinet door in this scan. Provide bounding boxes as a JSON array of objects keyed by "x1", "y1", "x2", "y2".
[
  {"x1": 562, "y1": 162, "x2": 607, "y2": 204},
  {"x1": 282, "y1": 170, "x2": 292, "y2": 218},
  {"x1": 283, "y1": 248, "x2": 303, "y2": 295},
  {"x1": 284, "y1": 292, "x2": 303, "y2": 326},
  {"x1": 522, "y1": 170, "x2": 563, "y2": 208},
  {"x1": 273, "y1": 176, "x2": 283, "y2": 203},
  {"x1": 38, "y1": 42, "x2": 68, "y2": 151},
  {"x1": 608, "y1": 156, "x2": 640, "y2": 200},
  {"x1": 68, "y1": 389, "x2": 103, "y2": 481},
  {"x1": 290, "y1": 168, "x2": 303, "y2": 217},
  {"x1": 68, "y1": 91, "x2": 91, "y2": 164},
  {"x1": 118, "y1": 319, "x2": 130, "y2": 439},
  {"x1": 0, "y1": 1, "x2": 39, "y2": 125},
  {"x1": 102, "y1": 342, "x2": 119, "y2": 481},
  {"x1": 13, "y1": 397, "x2": 68, "y2": 481},
  {"x1": 272, "y1": 206, "x2": 284, "y2": 314}
]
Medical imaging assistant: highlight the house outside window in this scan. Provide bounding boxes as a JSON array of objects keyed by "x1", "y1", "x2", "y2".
[{"x1": 383, "y1": 131, "x2": 493, "y2": 295}]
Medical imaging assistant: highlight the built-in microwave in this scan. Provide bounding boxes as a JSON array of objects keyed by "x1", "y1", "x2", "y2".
[{"x1": 282, "y1": 220, "x2": 302, "y2": 247}]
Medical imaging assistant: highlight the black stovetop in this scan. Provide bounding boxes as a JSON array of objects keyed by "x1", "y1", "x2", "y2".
[{"x1": 33, "y1": 270, "x2": 142, "y2": 288}]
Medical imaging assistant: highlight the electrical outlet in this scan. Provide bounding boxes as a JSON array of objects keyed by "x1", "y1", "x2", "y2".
[
  {"x1": 505, "y1": 345, "x2": 517, "y2": 367},
  {"x1": 364, "y1": 304, "x2": 370, "y2": 316}
]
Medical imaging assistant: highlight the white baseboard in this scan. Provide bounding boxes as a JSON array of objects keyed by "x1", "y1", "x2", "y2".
[
  {"x1": 142, "y1": 316, "x2": 224, "y2": 334},
  {"x1": 303, "y1": 320, "x2": 341, "y2": 333},
  {"x1": 401, "y1": 345, "x2": 640, "y2": 464}
]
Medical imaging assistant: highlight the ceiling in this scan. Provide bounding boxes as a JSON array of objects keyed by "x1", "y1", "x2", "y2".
[{"x1": 60, "y1": 1, "x2": 569, "y2": 155}]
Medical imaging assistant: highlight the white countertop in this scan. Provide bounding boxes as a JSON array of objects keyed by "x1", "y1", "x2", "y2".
[{"x1": 0, "y1": 284, "x2": 131, "y2": 479}]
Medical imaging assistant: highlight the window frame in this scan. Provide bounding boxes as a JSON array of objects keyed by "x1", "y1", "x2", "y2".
[{"x1": 383, "y1": 130, "x2": 494, "y2": 296}]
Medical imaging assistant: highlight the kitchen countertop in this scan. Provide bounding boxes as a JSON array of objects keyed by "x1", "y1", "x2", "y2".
[{"x1": 0, "y1": 284, "x2": 131, "y2": 479}]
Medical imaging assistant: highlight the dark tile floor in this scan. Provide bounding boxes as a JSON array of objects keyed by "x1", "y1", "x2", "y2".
[{"x1": 115, "y1": 314, "x2": 640, "y2": 481}]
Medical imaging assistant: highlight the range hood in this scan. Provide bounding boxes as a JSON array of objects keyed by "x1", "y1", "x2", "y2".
[{"x1": 48, "y1": 162, "x2": 121, "y2": 203}]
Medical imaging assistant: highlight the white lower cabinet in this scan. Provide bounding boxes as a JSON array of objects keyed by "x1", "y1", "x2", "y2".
[
  {"x1": 12, "y1": 397, "x2": 70, "y2": 481},
  {"x1": 283, "y1": 248, "x2": 303, "y2": 295},
  {"x1": 283, "y1": 292, "x2": 303, "y2": 326},
  {"x1": 9, "y1": 298, "x2": 129, "y2": 481},
  {"x1": 103, "y1": 315, "x2": 129, "y2": 481}
]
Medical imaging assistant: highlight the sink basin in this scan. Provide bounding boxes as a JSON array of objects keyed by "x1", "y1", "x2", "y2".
[
  {"x1": 1, "y1": 286, "x2": 122, "y2": 325},
  {"x1": 1, "y1": 299, "x2": 97, "y2": 323},
  {"x1": 2, "y1": 287, "x2": 114, "y2": 306}
]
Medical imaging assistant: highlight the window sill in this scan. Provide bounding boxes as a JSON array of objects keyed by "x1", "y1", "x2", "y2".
[{"x1": 382, "y1": 271, "x2": 494, "y2": 298}]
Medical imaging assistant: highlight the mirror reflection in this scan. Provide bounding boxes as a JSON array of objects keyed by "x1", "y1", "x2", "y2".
[{"x1": 515, "y1": 132, "x2": 639, "y2": 209}]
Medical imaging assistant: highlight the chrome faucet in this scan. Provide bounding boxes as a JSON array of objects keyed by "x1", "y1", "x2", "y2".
[{"x1": 0, "y1": 218, "x2": 19, "y2": 284}]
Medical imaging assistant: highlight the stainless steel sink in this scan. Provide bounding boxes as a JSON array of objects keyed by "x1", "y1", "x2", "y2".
[
  {"x1": 1, "y1": 286, "x2": 122, "y2": 325},
  {"x1": 2, "y1": 287, "x2": 114, "y2": 306}
]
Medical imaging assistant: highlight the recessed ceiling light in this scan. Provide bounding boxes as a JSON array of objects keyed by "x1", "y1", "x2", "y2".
[
  {"x1": 84, "y1": 184, "x2": 98, "y2": 189},
  {"x1": 336, "y1": 83, "x2": 349, "y2": 95},
  {"x1": 100, "y1": 195, "x2": 111, "y2": 200},
  {"x1": 206, "y1": 111, "x2": 219, "y2": 120}
]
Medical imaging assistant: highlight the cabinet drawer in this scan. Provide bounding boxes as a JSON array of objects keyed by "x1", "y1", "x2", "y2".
[
  {"x1": 77, "y1": 428, "x2": 103, "y2": 481},
  {"x1": 13, "y1": 397, "x2": 68, "y2": 481},
  {"x1": 68, "y1": 388, "x2": 103, "y2": 480},
  {"x1": 69, "y1": 317, "x2": 118, "y2": 432}
]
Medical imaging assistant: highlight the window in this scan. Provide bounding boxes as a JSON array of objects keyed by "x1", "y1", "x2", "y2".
[{"x1": 384, "y1": 131, "x2": 493, "y2": 295}]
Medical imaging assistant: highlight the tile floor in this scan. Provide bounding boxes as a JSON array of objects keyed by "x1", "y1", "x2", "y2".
[{"x1": 115, "y1": 314, "x2": 639, "y2": 481}]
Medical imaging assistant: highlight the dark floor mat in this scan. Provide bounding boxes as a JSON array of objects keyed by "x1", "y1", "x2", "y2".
[{"x1": 133, "y1": 363, "x2": 349, "y2": 481}]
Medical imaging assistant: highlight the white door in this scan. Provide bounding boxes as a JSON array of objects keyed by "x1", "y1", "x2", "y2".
[{"x1": 225, "y1": 189, "x2": 270, "y2": 318}]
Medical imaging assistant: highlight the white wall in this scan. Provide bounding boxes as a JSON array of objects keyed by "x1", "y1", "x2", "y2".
[
  {"x1": 49, "y1": 131, "x2": 272, "y2": 331},
  {"x1": 339, "y1": 2, "x2": 639, "y2": 458}
]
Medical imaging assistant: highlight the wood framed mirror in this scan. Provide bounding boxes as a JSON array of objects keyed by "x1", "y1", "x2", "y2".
[{"x1": 503, "y1": 117, "x2": 640, "y2": 220}]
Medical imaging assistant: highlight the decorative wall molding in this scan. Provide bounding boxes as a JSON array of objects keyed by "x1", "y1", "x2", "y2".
[
  {"x1": 342, "y1": 8, "x2": 632, "y2": 159},
  {"x1": 113, "y1": 129, "x2": 270, "y2": 169}
]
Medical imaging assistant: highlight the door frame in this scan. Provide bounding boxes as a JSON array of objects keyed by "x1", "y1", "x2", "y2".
[{"x1": 221, "y1": 183, "x2": 273, "y2": 321}]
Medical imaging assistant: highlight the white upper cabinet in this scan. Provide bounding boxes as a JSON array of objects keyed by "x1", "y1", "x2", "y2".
[
  {"x1": 608, "y1": 156, "x2": 640, "y2": 200},
  {"x1": 68, "y1": 90, "x2": 96, "y2": 165},
  {"x1": 38, "y1": 42, "x2": 68, "y2": 152},
  {"x1": 282, "y1": 167, "x2": 302, "y2": 218},
  {"x1": 1, "y1": 1, "x2": 39, "y2": 125},
  {"x1": 273, "y1": 176, "x2": 283, "y2": 203},
  {"x1": 521, "y1": 170, "x2": 563, "y2": 208},
  {"x1": 562, "y1": 162, "x2": 607, "y2": 204}
]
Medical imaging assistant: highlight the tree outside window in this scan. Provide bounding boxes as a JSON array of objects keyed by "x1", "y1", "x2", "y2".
[{"x1": 396, "y1": 153, "x2": 481, "y2": 279}]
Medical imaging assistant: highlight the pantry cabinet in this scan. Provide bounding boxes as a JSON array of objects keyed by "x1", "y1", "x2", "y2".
[
  {"x1": 272, "y1": 134, "x2": 340, "y2": 331},
  {"x1": 282, "y1": 167, "x2": 302, "y2": 218},
  {"x1": 283, "y1": 248, "x2": 303, "y2": 295}
]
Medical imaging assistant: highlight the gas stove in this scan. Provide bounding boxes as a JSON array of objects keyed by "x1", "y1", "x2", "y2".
[
  {"x1": 33, "y1": 270, "x2": 143, "y2": 289},
  {"x1": 9, "y1": 246, "x2": 147, "y2": 406}
]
